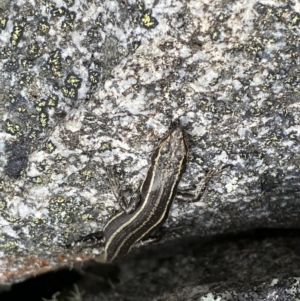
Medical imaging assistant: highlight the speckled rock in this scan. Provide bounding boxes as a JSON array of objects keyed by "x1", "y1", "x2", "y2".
[{"x1": 0, "y1": 0, "x2": 299, "y2": 296}]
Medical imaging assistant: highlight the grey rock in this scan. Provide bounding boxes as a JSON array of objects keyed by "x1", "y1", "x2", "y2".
[{"x1": 0, "y1": 1, "x2": 299, "y2": 300}]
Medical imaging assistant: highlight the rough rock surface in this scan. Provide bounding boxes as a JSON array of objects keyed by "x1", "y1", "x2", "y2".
[{"x1": 0, "y1": 0, "x2": 299, "y2": 299}]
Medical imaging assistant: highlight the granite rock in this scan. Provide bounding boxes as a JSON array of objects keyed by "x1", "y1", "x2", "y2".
[{"x1": 0, "y1": 0, "x2": 299, "y2": 298}]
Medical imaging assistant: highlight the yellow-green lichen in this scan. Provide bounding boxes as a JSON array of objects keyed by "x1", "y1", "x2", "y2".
[
  {"x1": 21, "y1": 59, "x2": 33, "y2": 68},
  {"x1": 1, "y1": 47, "x2": 12, "y2": 57},
  {"x1": 210, "y1": 29, "x2": 221, "y2": 41},
  {"x1": 61, "y1": 20, "x2": 74, "y2": 30},
  {"x1": 99, "y1": 142, "x2": 111, "y2": 152},
  {"x1": 189, "y1": 154, "x2": 204, "y2": 165},
  {"x1": 36, "y1": 100, "x2": 47, "y2": 111},
  {"x1": 28, "y1": 42, "x2": 41, "y2": 57},
  {"x1": 65, "y1": 73, "x2": 82, "y2": 88},
  {"x1": 81, "y1": 170, "x2": 91, "y2": 181},
  {"x1": 47, "y1": 95, "x2": 58, "y2": 107},
  {"x1": 140, "y1": 9, "x2": 158, "y2": 29},
  {"x1": 61, "y1": 86, "x2": 77, "y2": 99},
  {"x1": 18, "y1": 72, "x2": 35, "y2": 86},
  {"x1": 84, "y1": 114, "x2": 96, "y2": 122},
  {"x1": 131, "y1": 40, "x2": 141, "y2": 52},
  {"x1": 95, "y1": 13, "x2": 103, "y2": 27},
  {"x1": 51, "y1": 7, "x2": 66, "y2": 17},
  {"x1": 10, "y1": 19, "x2": 26, "y2": 46},
  {"x1": 56, "y1": 153, "x2": 62, "y2": 160},
  {"x1": 47, "y1": 50, "x2": 62, "y2": 77},
  {"x1": 0, "y1": 16, "x2": 8, "y2": 30},
  {"x1": 0, "y1": 199, "x2": 6, "y2": 210},
  {"x1": 39, "y1": 111, "x2": 48, "y2": 127},
  {"x1": 88, "y1": 71, "x2": 100, "y2": 84},
  {"x1": 38, "y1": 17, "x2": 50, "y2": 34},
  {"x1": 5, "y1": 120, "x2": 21, "y2": 135},
  {"x1": 31, "y1": 176, "x2": 43, "y2": 184},
  {"x1": 81, "y1": 213, "x2": 93, "y2": 221},
  {"x1": 217, "y1": 12, "x2": 230, "y2": 22},
  {"x1": 17, "y1": 106, "x2": 27, "y2": 113},
  {"x1": 62, "y1": 12, "x2": 76, "y2": 31},
  {"x1": 44, "y1": 140, "x2": 56, "y2": 153},
  {"x1": 28, "y1": 130, "x2": 39, "y2": 140},
  {"x1": 136, "y1": 1, "x2": 145, "y2": 11},
  {"x1": 288, "y1": 13, "x2": 300, "y2": 28},
  {"x1": 0, "y1": 241, "x2": 16, "y2": 250},
  {"x1": 38, "y1": 160, "x2": 47, "y2": 171},
  {"x1": 63, "y1": 0, "x2": 75, "y2": 7},
  {"x1": 4, "y1": 214, "x2": 20, "y2": 223}
]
